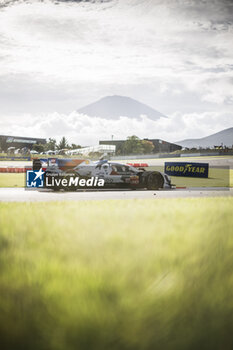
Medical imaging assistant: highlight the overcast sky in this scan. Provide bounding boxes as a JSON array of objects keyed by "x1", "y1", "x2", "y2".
[{"x1": 0, "y1": 0, "x2": 232, "y2": 145}]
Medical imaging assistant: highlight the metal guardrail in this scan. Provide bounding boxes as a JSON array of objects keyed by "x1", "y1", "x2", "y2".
[{"x1": 111, "y1": 151, "x2": 233, "y2": 160}]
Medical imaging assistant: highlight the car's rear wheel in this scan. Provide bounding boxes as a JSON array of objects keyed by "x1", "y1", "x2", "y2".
[{"x1": 146, "y1": 172, "x2": 164, "y2": 190}]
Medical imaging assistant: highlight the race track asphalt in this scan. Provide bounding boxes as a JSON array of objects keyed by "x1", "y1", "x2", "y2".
[{"x1": 0, "y1": 187, "x2": 232, "y2": 202}]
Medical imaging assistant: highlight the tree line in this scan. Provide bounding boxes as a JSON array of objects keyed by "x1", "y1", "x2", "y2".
[
  {"x1": 32, "y1": 137, "x2": 81, "y2": 153},
  {"x1": 32, "y1": 135, "x2": 155, "y2": 155}
]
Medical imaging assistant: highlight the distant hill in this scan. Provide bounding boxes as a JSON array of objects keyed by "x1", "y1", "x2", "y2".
[
  {"x1": 77, "y1": 95, "x2": 167, "y2": 120},
  {"x1": 177, "y1": 127, "x2": 233, "y2": 148}
]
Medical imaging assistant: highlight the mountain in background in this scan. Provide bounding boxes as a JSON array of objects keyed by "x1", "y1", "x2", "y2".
[
  {"x1": 177, "y1": 127, "x2": 233, "y2": 148},
  {"x1": 77, "y1": 95, "x2": 167, "y2": 120}
]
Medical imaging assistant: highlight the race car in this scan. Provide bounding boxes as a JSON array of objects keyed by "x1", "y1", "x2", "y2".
[{"x1": 32, "y1": 158, "x2": 173, "y2": 190}]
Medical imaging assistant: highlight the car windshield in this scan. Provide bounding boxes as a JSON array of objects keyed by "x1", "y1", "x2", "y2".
[
  {"x1": 110, "y1": 164, "x2": 137, "y2": 173},
  {"x1": 127, "y1": 166, "x2": 138, "y2": 173}
]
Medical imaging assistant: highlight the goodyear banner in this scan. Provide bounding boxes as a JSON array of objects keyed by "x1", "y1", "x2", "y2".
[{"x1": 165, "y1": 162, "x2": 209, "y2": 178}]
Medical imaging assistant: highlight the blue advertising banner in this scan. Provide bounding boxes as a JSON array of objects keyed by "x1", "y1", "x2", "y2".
[
  {"x1": 165, "y1": 162, "x2": 209, "y2": 178},
  {"x1": 0, "y1": 156, "x2": 31, "y2": 161}
]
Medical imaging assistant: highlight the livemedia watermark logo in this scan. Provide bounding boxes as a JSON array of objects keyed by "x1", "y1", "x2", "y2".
[{"x1": 26, "y1": 168, "x2": 105, "y2": 189}]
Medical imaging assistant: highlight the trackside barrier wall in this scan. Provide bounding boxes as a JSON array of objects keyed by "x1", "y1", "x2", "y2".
[{"x1": 0, "y1": 167, "x2": 32, "y2": 173}]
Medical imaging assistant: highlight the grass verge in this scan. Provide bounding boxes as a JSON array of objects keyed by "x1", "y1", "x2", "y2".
[
  {"x1": 0, "y1": 173, "x2": 25, "y2": 187},
  {"x1": 0, "y1": 198, "x2": 233, "y2": 350},
  {"x1": 149, "y1": 166, "x2": 233, "y2": 188}
]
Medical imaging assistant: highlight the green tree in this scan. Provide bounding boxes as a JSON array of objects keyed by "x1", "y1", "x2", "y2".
[
  {"x1": 45, "y1": 138, "x2": 57, "y2": 151},
  {"x1": 141, "y1": 140, "x2": 154, "y2": 154},
  {"x1": 71, "y1": 143, "x2": 81, "y2": 150},
  {"x1": 32, "y1": 143, "x2": 45, "y2": 153},
  {"x1": 0, "y1": 138, "x2": 7, "y2": 153},
  {"x1": 123, "y1": 136, "x2": 144, "y2": 155},
  {"x1": 58, "y1": 137, "x2": 69, "y2": 150}
]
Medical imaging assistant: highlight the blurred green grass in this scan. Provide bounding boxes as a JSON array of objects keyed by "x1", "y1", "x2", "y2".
[{"x1": 0, "y1": 198, "x2": 233, "y2": 350}]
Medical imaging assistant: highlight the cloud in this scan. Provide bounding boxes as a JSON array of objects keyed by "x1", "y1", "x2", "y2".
[
  {"x1": 0, "y1": 1, "x2": 232, "y2": 92},
  {"x1": 0, "y1": 110, "x2": 232, "y2": 145}
]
